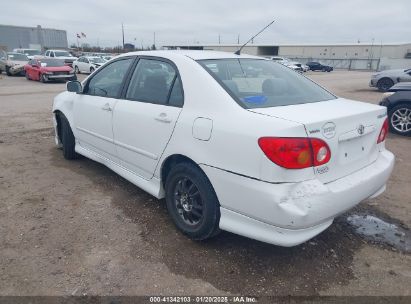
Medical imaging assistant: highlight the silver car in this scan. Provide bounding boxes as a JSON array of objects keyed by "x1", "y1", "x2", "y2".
[
  {"x1": 370, "y1": 68, "x2": 411, "y2": 92},
  {"x1": 0, "y1": 51, "x2": 29, "y2": 76}
]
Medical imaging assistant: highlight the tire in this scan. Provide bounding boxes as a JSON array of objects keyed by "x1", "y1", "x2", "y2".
[
  {"x1": 40, "y1": 73, "x2": 47, "y2": 83},
  {"x1": 165, "y1": 162, "x2": 220, "y2": 240},
  {"x1": 25, "y1": 72, "x2": 30, "y2": 80},
  {"x1": 377, "y1": 78, "x2": 394, "y2": 92},
  {"x1": 6, "y1": 66, "x2": 11, "y2": 76},
  {"x1": 388, "y1": 103, "x2": 411, "y2": 136},
  {"x1": 90, "y1": 67, "x2": 95, "y2": 74},
  {"x1": 59, "y1": 114, "x2": 78, "y2": 159},
  {"x1": 74, "y1": 66, "x2": 80, "y2": 74}
]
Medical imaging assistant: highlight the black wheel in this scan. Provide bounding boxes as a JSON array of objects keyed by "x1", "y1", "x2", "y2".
[
  {"x1": 165, "y1": 162, "x2": 220, "y2": 240},
  {"x1": 6, "y1": 66, "x2": 11, "y2": 76},
  {"x1": 59, "y1": 114, "x2": 78, "y2": 159},
  {"x1": 90, "y1": 67, "x2": 95, "y2": 74},
  {"x1": 388, "y1": 104, "x2": 411, "y2": 136},
  {"x1": 74, "y1": 66, "x2": 80, "y2": 74},
  {"x1": 377, "y1": 78, "x2": 394, "y2": 92},
  {"x1": 40, "y1": 73, "x2": 47, "y2": 83}
]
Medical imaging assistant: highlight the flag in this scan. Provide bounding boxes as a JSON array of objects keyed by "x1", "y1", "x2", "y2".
[
  {"x1": 81, "y1": 32, "x2": 86, "y2": 38},
  {"x1": 76, "y1": 33, "x2": 81, "y2": 38}
]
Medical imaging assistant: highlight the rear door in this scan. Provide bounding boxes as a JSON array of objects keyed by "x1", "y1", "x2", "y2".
[
  {"x1": 112, "y1": 57, "x2": 184, "y2": 180},
  {"x1": 73, "y1": 57, "x2": 134, "y2": 161}
]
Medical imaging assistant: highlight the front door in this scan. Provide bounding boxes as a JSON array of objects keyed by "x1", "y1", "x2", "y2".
[
  {"x1": 73, "y1": 57, "x2": 134, "y2": 161},
  {"x1": 112, "y1": 58, "x2": 184, "y2": 179}
]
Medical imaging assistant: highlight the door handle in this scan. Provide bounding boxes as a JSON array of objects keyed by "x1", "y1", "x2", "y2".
[
  {"x1": 155, "y1": 113, "x2": 172, "y2": 123},
  {"x1": 101, "y1": 103, "x2": 112, "y2": 111}
]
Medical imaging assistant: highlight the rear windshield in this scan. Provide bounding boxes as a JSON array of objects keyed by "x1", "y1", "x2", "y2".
[
  {"x1": 198, "y1": 59, "x2": 336, "y2": 108},
  {"x1": 7, "y1": 53, "x2": 28, "y2": 61},
  {"x1": 23, "y1": 50, "x2": 41, "y2": 56}
]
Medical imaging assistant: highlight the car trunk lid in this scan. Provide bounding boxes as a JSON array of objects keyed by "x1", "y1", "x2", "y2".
[{"x1": 249, "y1": 98, "x2": 387, "y2": 183}]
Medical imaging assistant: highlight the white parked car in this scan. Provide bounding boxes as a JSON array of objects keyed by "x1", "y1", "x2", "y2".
[
  {"x1": 53, "y1": 51, "x2": 394, "y2": 247},
  {"x1": 13, "y1": 48, "x2": 42, "y2": 59},
  {"x1": 370, "y1": 68, "x2": 411, "y2": 92},
  {"x1": 44, "y1": 49, "x2": 78, "y2": 66},
  {"x1": 73, "y1": 56, "x2": 106, "y2": 74}
]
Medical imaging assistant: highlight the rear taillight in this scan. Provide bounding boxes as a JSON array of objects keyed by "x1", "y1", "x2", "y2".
[
  {"x1": 258, "y1": 137, "x2": 331, "y2": 169},
  {"x1": 377, "y1": 118, "x2": 389, "y2": 144}
]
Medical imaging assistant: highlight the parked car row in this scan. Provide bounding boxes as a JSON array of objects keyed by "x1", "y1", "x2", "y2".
[{"x1": 267, "y1": 56, "x2": 333, "y2": 73}]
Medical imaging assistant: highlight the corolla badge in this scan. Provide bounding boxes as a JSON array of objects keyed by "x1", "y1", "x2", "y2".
[
  {"x1": 357, "y1": 124, "x2": 365, "y2": 135},
  {"x1": 322, "y1": 122, "x2": 336, "y2": 139}
]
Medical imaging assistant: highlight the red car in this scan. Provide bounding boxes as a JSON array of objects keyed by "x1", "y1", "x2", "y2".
[{"x1": 24, "y1": 58, "x2": 77, "y2": 83}]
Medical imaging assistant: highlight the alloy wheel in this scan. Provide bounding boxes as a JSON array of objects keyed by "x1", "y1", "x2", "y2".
[
  {"x1": 173, "y1": 177, "x2": 203, "y2": 226},
  {"x1": 391, "y1": 107, "x2": 411, "y2": 133}
]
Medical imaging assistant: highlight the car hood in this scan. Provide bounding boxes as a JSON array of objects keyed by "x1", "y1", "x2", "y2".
[
  {"x1": 376, "y1": 69, "x2": 407, "y2": 76},
  {"x1": 56, "y1": 56, "x2": 77, "y2": 60},
  {"x1": 7, "y1": 60, "x2": 27, "y2": 66},
  {"x1": 41, "y1": 66, "x2": 73, "y2": 72}
]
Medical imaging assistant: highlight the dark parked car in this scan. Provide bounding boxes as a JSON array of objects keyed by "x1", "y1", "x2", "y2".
[
  {"x1": 306, "y1": 61, "x2": 333, "y2": 72},
  {"x1": 379, "y1": 82, "x2": 411, "y2": 136}
]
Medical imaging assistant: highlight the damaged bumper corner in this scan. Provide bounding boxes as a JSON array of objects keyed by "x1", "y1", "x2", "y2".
[{"x1": 200, "y1": 150, "x2": 394, "y2": 246}]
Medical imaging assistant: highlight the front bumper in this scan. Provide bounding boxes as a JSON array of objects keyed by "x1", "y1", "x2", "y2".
[
  {"x1": 9, "y1": 65, "x2": 25, "y2": 75},
  {"x1": 201, "y1": 150, "x2": 394, "y2": 246},
  {"x1": 45, "y1": 74, "x2": 76, "y2": 80},
  {"x1": 369, "y1": 79, "x2": 377, "y2": 87}
]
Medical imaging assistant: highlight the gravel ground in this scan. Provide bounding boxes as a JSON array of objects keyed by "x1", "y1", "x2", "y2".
[{"x1": 0, "y1": 70, "x2": 410, "y2": 297}]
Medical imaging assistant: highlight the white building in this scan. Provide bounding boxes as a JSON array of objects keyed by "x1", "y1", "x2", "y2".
[{"x1": 163, "y1": 43, "x2": 411, "y2": 71}]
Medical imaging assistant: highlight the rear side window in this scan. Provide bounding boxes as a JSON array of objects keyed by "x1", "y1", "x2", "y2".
[
  {"x1": 198, "y1": 59, "x2": 335, "y2": 108},
  {"x1": 85, "y1": 58, "x2": 133, "y2": 98},
  {"x1": 126, "y1": 58, "x2": 183, "y2": 106}
]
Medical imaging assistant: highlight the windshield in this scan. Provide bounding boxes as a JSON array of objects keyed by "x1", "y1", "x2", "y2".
[
  {"x1": 7, "y1": 53, "x2": 28, "y2": 61},
  {"x1": 24, "y1": 50, "x2": 41, "y2": 56},
  {"x1": 198, "y1": 59, "x2": 336, "y2": 108},
  {"x1": 54, "y1": 51, "x2": 72, "y2": 57},
  {"x1": 37, "y1": 59, "x2": 65, "y2": 67},
  {"x1": 90, "y1": 57, "x2": 105, "y2": 63}
]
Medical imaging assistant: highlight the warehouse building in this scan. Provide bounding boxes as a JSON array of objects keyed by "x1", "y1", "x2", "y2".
[
  {"x1": 164, "y1": 42, "x2": 411, "y2": 71},
  {"x1": 0, "y1": 24, "x2": 68, "y2": 51}
]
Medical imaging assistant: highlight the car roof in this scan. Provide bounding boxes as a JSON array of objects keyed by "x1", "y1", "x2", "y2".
[{"x1": 117, "y1": 50, "x2": 262, "y2": 61}]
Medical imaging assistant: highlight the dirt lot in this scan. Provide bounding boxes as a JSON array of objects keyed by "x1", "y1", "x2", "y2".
[{"x1": 0, "y1": 70, "x2": 410, "y2": 297}]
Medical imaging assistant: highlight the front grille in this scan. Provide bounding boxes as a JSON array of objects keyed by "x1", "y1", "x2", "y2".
[{"x1": 53, "y1": 71, "x2": 68, "y2": 75}]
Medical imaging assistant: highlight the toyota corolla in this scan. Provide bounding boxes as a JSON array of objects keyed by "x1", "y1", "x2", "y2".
[{"x1": 52, "y1": 51, "x2": 394, "y2": 247}]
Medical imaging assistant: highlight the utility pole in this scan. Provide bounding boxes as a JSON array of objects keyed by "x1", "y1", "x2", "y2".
[
  {"x1": 122, "y1": 23, "x2": 125, "y2": 49},
  {"x1": 237, "y1": 34, "x2": 240, "y2": 44},
  {"x1": 153, "y1": 32, "x2": 156, "y2": 49},
  {"x1": 218, "y1": 34, "x2": 221, "y2": 44}
]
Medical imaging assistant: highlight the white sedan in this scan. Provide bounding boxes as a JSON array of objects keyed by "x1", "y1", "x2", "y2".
[
  {"x1": 52, "y1": 50, "x2": 394, "y2": 247},
  {"x1": 73, "y1": 56, "x2": 106, "y2": 74}
]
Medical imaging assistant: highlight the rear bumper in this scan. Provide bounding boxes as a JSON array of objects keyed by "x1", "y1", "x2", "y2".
[{"x1": 201, "y1": 150, "x2": 395, "y2": 246}]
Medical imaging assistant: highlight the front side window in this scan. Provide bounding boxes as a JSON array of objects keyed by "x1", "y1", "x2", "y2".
[
  {"x1": 198, "y1": 59, "x2": 335, "y2": 109},
  {"x1": 126, "y1": 58, "x2": 183, "y2": 106},
  {"x1": 85, "y1": 58, "x2": 133, "y2": 98}
]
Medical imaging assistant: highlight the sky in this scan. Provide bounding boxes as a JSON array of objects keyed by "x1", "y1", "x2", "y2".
[{"x1": 2, "y1": 0, "x2": 411, "y2": 48}]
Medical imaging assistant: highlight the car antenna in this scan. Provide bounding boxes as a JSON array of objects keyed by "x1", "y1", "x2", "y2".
[{"x1": 234, "y1": 19, "x2": 276, "y2": 55}]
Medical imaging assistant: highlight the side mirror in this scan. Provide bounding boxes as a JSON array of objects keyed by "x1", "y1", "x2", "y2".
[{"x1": 67, "y1": 81, "x2": 82, "y2": 93}]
